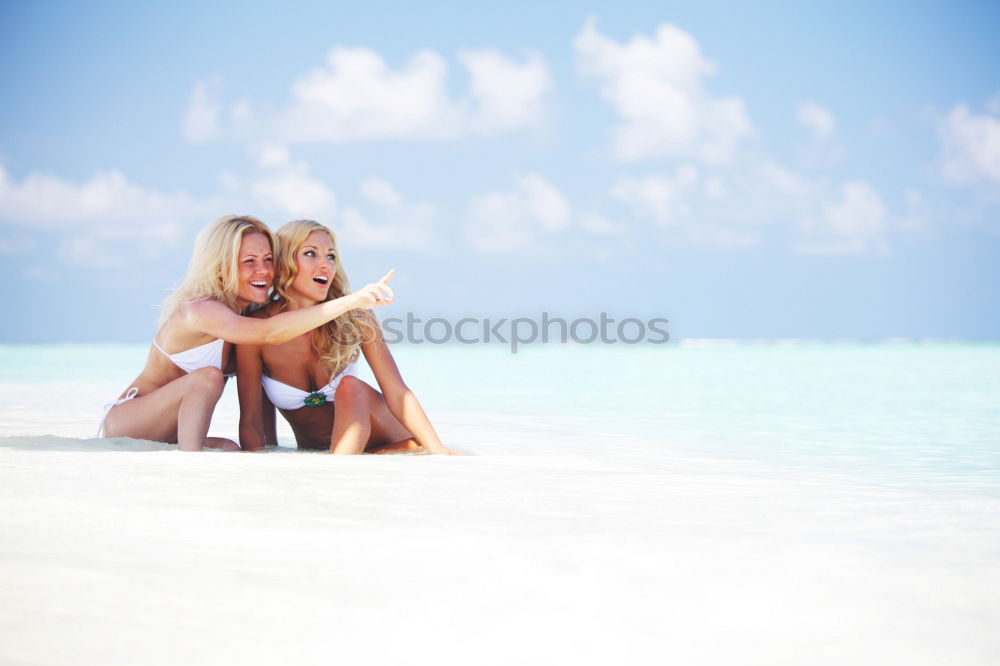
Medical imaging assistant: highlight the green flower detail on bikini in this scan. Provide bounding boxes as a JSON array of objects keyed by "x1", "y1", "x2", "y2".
[{"x1": 304, "y1": 391, "x2": 327, "y2": 407}]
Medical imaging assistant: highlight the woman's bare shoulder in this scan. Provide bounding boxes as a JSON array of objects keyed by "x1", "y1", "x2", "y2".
[{"x1": 178, "y1": 297, "x2": 227, "y2": 318}]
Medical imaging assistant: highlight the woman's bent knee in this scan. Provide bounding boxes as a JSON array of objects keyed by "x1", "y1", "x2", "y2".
[
  {"x1": 335, "y1": 375, "x2": 371, "y2": 405},
  {"x1": 188, "y1": 366, "x2": 224, "y2": 393}
]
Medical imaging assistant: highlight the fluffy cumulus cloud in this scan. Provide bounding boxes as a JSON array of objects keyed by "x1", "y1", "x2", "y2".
[
  {"x1": 277, "y1": 46, "x2": 550, "y2": 142},
  {"x1": 460, "y1": 50, "x2": 551, "y2": 131},
  {"x1": 0, "y1": 152, "x2": 443, "y2": 283},
  {"x1": 0, "y1": 164, "x2": 196, "y2": 238},
  {"x1": 337, "y1": 177, "x2": 436, "y2": 250},
  {"x1": 467, "y1": 173, "x2": 571, "y2": 252},
  {"x1": 573, "y1": 18, "x2": 753, "y2": 164},
  {"x1": 244, "y1": 149, "x2": 435, "y2": 249},
  {"x1": 606, "y1": 161, "x2": 893, "y2": 253},
  {"x1": 0, "y1": 164, "x2": 207, "y2": 270},
  {"x1": 940, "y1": 96, "x2": 1000, "y2": 185},
  {"x1": 610, "y1": 165, "x2": 757, "y2": 247},
  {"x1": 793, "y1": 181, "x2": 888, "y2": 255},
  {"x1": 249, "y1": 148, "x2": 337, "y2": 220},
  {"x1": 611, "y1": 166, "x2": 700, "y2": 225}
]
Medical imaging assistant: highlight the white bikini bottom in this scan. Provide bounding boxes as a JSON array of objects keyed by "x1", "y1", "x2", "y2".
[{"x1": 96, "y1": 387, "x2": 138, "y2": 438}]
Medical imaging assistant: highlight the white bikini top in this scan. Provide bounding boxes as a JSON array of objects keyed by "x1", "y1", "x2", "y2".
[
  {"x1": 152, "y1": 338, "x2": 224, "y2": 373},
  {"x1": 262, "y1": 362, "x2": 359, "y2": 410}
]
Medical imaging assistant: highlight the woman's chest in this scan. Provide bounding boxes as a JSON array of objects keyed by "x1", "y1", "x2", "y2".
[{"x1": 261, "y1": 336, "x2": 331, "y2": 389}]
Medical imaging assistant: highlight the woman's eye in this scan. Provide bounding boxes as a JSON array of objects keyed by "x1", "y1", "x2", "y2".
[
  {"x1": 304, "y1": 250, "x2": 315, "y2": 257},
  {"x1": 327, "y1": 254, "x2": 336, "y2": 261},
  {"x1": 265, "y1": 257, "x2": 273, "y2": 263}
]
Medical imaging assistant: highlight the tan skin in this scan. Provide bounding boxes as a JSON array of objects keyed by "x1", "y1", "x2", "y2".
[
  {"x1": 103, "y1": 231, "x2": 396, "y2": 451},
  {"x1": 237, "y1": 230, "x2": 462, "y2": 455}
]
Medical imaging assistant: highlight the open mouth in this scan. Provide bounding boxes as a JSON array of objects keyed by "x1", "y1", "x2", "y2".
[
  {"x1": 313, "y1": 276, "x2": 329, "y2": 286},
  {"x1": 249, "y1": 280, "x2": 268, "y2": 290}
]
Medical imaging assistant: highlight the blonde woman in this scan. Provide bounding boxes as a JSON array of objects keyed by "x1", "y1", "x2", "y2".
[
  {"x1": 236, "y1": 219, "x2": 459, "y2": 455},
  {"x1": 99, "y1": 214, "x2": 395, "y2": 451}
]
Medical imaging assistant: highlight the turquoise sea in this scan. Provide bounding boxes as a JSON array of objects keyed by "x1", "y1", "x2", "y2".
[{"x1": 1, "y1": 341, "x2": 998, "y2": 495}]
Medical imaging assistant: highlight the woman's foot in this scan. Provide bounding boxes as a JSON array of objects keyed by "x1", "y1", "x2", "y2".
[
  {"x1": 204, "y1": 437, "x2": 240, "y2": 451},
  {"x1": 369, "y1": 437, "x2": 424, "y2": 454}
]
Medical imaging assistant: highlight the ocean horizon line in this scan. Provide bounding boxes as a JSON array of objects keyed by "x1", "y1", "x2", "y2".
[{"x1": 1, "y1": 337, "x2": 998, "y2": 348}]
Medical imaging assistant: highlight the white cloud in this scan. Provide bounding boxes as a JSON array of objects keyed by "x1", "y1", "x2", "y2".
[
  {"x1": 796, "y1": 101, "x2": 836, "y2": 138},
  {"x1": 460, "y1": 50, "x2": 550, "y2": 131},
  {"x1": 255, "y1": 143, "x2": 292, "y2": 169},
  {"x1": 277, "y1": 46, "x2": 550, "y2": 142},
  {"x1": 0, "y1": 164, "x2": 191, "y2": 238},
  {"x1": 252, "y1": 172, "x2": 336, "y2": 221},
  {"x1": 940, "y1": 99, "x2": 1000, "y2": 184},
  {"x1": 250, "y1": 156, "x2": 336, "y2": 221},
  {"x1": 606, "y1": 161, "x2": 896, "y2": 253},
  {"x1": 234, "y1": 150, "x2": 434, "y2": 250},
  {"x1": 0, "y1": 155, "x2": 439, "y2": 282},
  {"x1": 573, "y1": 17, "x2": 753, "y2": 164},
  {"x1": 793, "y1": 181, "x2": 887, "y2": 254},
  {"x1": 611, "y1": 166, "x2": 700, "y2": 226},
  {"x1": 0, "y1": 164, "x2": 205, "y2": 269},
  {"x1": 467, "y1": 173, "x2": 571, "y2": 252},
  {"x1": 609, "y1": 165, "x2": 757, "y2": 247},
  {"x1": 337, "y1": 178, "x2": 435, "y2": 250}
]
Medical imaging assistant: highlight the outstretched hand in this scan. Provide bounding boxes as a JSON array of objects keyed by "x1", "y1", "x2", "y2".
[{"x1": 353, "y1": 270, "x2": 395, "y2": 310}]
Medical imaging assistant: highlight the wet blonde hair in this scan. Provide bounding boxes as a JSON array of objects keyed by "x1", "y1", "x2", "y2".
[
  {"x1": 160, "y1": 215, "x2": 275, "y2": 325},
  {"x1": 273, "y1": 219, "x2": 377, "y2": 375}
]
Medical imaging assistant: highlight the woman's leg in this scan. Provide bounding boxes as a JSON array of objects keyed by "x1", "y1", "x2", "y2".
[
  {"x1": 103, "y1": 367, "x2": 235, "y2": 451},
  {"x1": 330, "y1": 376, "x2": 418, "y2": 454}
]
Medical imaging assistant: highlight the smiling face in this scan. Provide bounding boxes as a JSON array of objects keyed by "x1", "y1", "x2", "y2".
[
  {"x1": 288, "y1": 230, "x2": 337, "y2": 305},
  {"x1": 234, "y1": 232, "x2": 274, "y2": 308}
]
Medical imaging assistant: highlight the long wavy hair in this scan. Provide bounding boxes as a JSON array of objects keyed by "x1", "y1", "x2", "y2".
[
  {"x1": 273, "y1": 219, "x2": 377, "y2": 375},
  {"x1": 159, "y1": 215, "x2": 275, "y2": 326}
]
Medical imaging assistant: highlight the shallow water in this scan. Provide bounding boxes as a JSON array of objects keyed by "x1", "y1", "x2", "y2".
[{"x1": 2, "y1": 341, "x2": 997, "y2": 494}]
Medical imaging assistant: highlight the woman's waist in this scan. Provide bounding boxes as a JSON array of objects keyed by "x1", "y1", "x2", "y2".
[{"x1": 280, "y1": 407, "x2": 335, "y2": 448}]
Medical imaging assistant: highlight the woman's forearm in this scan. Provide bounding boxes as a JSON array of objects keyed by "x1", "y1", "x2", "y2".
[
  {"x1": 257, "y1": 272, "x2": 393, "y2": 345},
  {"x1": 254, "y1": 296, "x2": 356, "y2": 345},
  {"x1": 239, "y1": 421, "x2": 267, "y2": 452},
  {"x1": 193, "y1": 273, "x2": 393, "y2": 346},
  {"x1": 386, "y1": 390, "x2": 448, "y2": 454}
]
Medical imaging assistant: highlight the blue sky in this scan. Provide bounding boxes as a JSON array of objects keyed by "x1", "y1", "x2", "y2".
[{"x1": 1, "y1": 0, "x2": 998, "y2": 342}]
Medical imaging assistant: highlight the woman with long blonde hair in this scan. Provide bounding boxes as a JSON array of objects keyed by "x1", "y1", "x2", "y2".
[
  {"x1": 100, "y1": 214, "x2": 395, "y2": 451},
  {"x1": 236, "y1": 219, "x2": 459, "y2": 454}
]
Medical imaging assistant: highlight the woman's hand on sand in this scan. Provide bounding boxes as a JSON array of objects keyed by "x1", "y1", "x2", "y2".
[{"x1": 351, "y1": 270, "x2": 395, "y2": 310}]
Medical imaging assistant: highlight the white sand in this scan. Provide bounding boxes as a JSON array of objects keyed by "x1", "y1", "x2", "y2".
[{"x1": 2, "y1": 418, "x2": 999, "y2": 666}]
